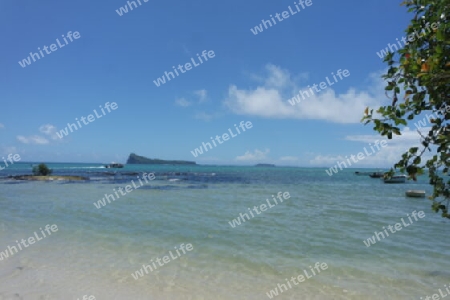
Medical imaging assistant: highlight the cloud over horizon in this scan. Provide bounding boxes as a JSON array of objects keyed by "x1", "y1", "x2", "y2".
[{"x1": 309, "y1": 127, "x2": 432, "y2": 167}]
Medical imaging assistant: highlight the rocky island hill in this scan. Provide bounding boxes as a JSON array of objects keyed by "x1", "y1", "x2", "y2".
[{"x1": 126, "y1": 153, "x2": 196, "y2": 165}]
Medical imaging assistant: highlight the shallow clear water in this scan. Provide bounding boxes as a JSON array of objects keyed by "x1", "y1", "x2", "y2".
[{"x1": 0, "y1": 163, "x2": 448, "y2": 299}]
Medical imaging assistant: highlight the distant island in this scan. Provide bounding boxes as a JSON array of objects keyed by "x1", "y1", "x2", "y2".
[
  {"x1": 126, "y1": 153, "x2": 196, "y2": 165},
  {"x1": 255, "y1": 164, "x2": 275, "y2": 167}
]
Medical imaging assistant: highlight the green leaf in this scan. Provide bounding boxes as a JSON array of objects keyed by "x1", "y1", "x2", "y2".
[{"x1": 409, "y1": 147, "x2": 419, "y2": 154}]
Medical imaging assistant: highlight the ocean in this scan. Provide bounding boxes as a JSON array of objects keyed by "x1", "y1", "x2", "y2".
[{"x1": 0, "y1": 163, "x2": 449, "y2": 299}]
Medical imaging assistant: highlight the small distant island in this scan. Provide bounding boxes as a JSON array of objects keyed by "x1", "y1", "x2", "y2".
[
  {"x1": 126, "y1": 153, "x2": 196, "y2": 165},
  {"x1": 255, "y1": 164, "x2": 275, "y2": 167}
]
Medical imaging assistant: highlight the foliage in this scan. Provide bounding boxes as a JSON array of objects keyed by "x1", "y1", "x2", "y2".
[
  {"x1": 32, "y1": 163, "x2": 53, "y2": 176},
  {"x1": 362, "y1": 0, "x2": 450, "y2": 218}
]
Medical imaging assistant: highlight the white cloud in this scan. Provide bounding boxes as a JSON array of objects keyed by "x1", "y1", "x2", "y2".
[
  {"x1": 224, "y1": 64, "x2": 385, "y2": 124},
  {"x1": 236, "y1": 149, "x2": 270, "y2": 161},
  {"x1": 17, "y1": 135, "x2": 49, "y2": 145},
  {"x1": 0, "y1": 123, "x2": 4, "y2": 129},
  {"x1": 39, "y1": 124, "x2": 59, "y2": 140},
  {"x1": 175, "y1": 98, "x2": 191, "y2": 107},
  {"x1": 248, "y1": 65, "x2": 308, "y2": 88},
  {"x1": 263, "y1": 64, "x2": 293, "y2": 89},
  {"x1": 16, "y1": 124, "x2": 61, "y2": 145},
  {"x1": 225, "y1": 86, "x2": 293, "y2": 118},
  {"x1": 194, "y1": 89, "x2": 207, "y2": 103}
]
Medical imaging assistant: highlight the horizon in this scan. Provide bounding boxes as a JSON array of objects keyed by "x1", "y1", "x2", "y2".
[{"x1": 9, "y1": 161, "x2": 394, "y2": 170}]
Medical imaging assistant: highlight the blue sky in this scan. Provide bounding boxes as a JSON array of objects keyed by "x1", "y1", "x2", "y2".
[{"x1": 0, "y1": 0, "x2": 426, "y2": 166}]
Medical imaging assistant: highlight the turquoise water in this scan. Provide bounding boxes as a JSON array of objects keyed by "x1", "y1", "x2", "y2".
[{"x1": 0, "y1": 163, "x2": 449, "y2": 299}]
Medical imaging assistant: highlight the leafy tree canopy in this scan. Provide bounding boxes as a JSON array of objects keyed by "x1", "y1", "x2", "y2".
[
  {"x1": 362, "y1": 0, "x2": 450, "y2": 218},
  {"x1": 32, "y1": 163, "x2": 53, "y2": 176}
]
